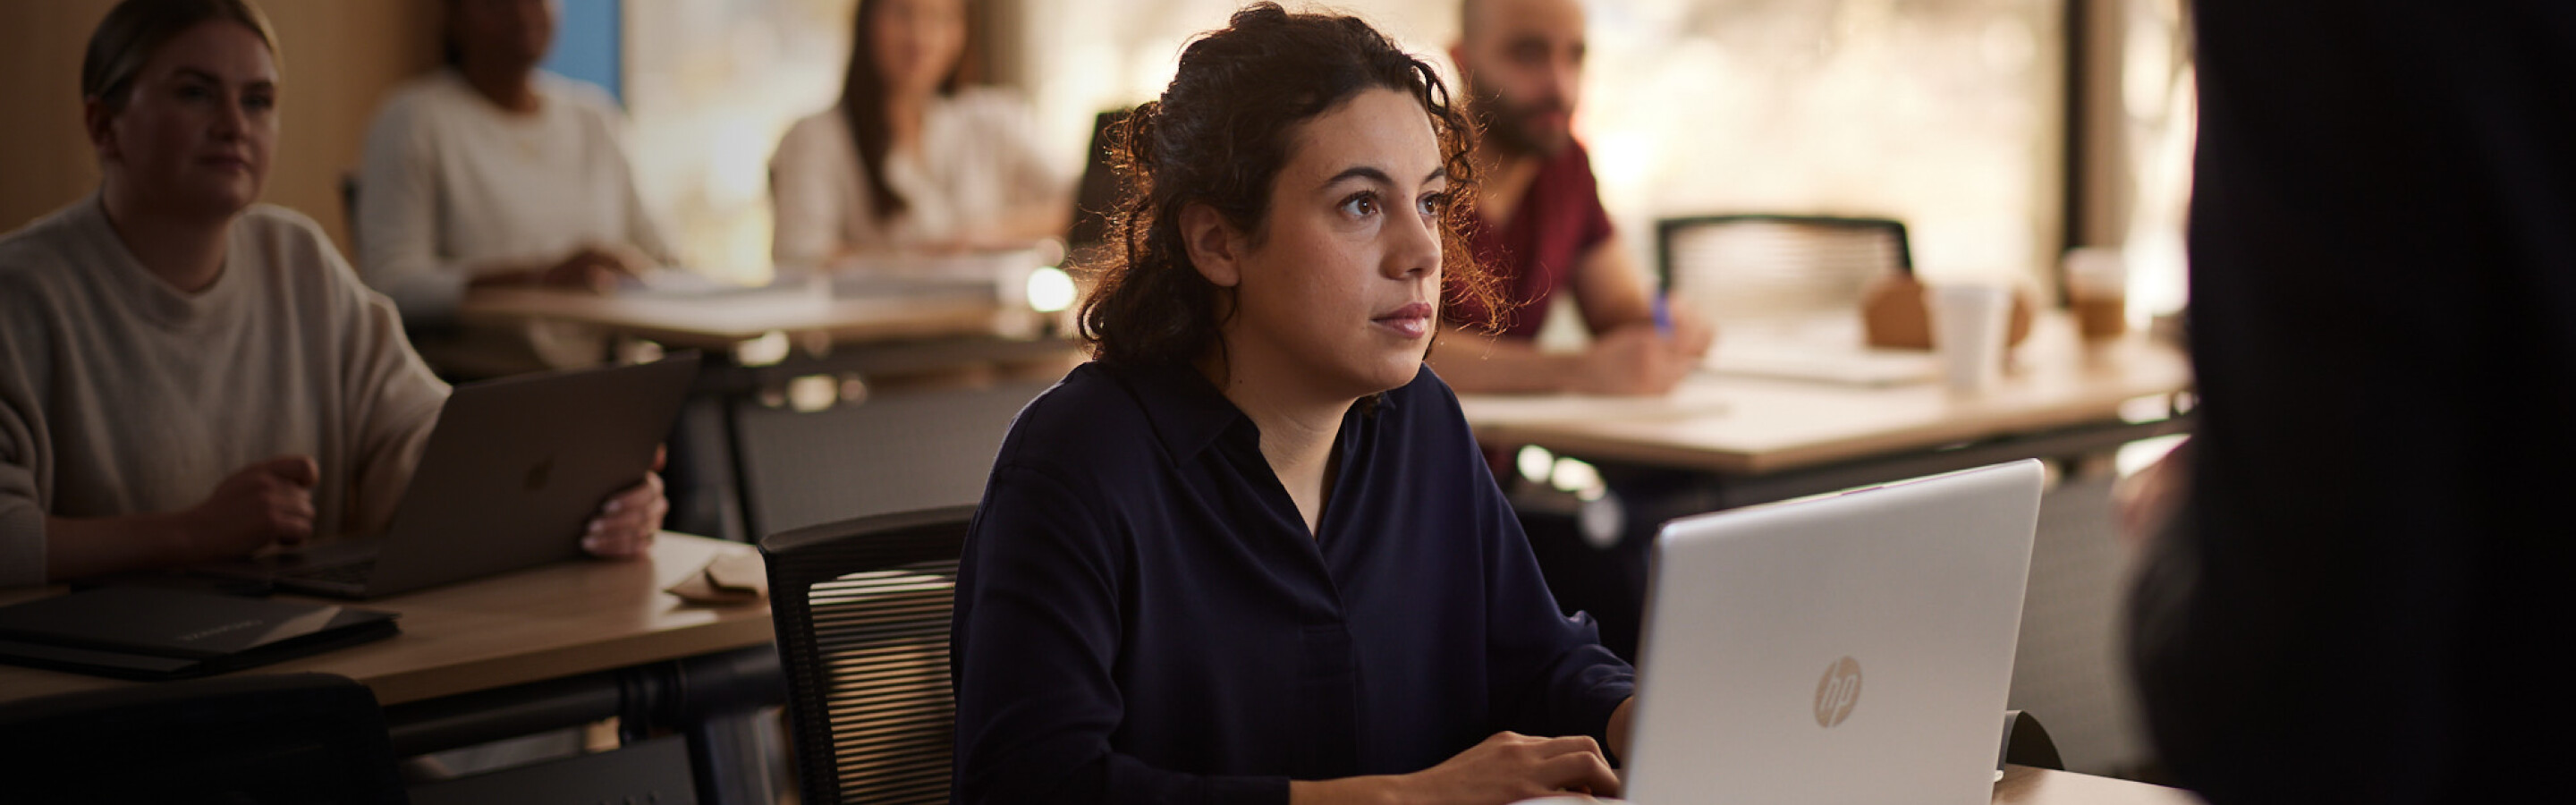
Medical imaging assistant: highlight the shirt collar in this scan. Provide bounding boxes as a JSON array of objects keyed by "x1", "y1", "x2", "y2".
[{"x1": 1106, "y1": 360, "x2": 1405, "y2": 464}]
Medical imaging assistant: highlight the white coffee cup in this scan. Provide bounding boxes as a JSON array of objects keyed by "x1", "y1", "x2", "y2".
[{"x1": 1928, "y1": 284, "x2": 2012, "y2": 394}]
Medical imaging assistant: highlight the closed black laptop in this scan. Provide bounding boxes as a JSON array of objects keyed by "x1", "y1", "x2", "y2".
[{"x1": 0, "y1": 586, "x2": 398, "y2": 680}]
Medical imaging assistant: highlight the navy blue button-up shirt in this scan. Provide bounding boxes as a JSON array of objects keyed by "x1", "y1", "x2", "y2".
[{"x1": 953, "y1": 361, "x2": 1636, "y2": 804}]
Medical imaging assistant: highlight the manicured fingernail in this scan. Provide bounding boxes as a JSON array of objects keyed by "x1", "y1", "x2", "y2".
[
  {"x1": 582, "y1": 535, "x2": 604, "y2": 552},
  {"x1": 605, "y1": 499, "x2": 623, "y2": 513},
  {"x1": 587, "y1": 519, "x2": 605, "y2": 534}
]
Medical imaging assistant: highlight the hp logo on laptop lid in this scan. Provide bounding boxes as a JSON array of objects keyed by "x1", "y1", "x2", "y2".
[{"x1": 1814, "y1": 657, "x2": 1863, "y2": 727}]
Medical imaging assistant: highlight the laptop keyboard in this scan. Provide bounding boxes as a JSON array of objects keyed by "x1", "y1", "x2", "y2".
[{"x1": 282, "y1": 558, "x2": 377, "y2": 587}]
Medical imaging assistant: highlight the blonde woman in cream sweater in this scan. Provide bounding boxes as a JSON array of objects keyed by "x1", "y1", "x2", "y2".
[{"x1": 0, "y1": 0, "x2": 665, "y2": 588}]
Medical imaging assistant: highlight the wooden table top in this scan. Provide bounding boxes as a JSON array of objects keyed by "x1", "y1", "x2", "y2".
[
  {"x1": 1996, "y1": 765, "x2": 2201, "y2": 805},
  {"x1": 0, "y1": 538, "x2": 2202, "y2": 805},
  {"x1": 0, "y1": 534, "x2": 773, "y2": 707},
  {"x1": 1457, "y1": 317, "x2": 2193, "y2": 476},
  {"x1": 461, "y1": 286, "x2": 1010, "y2": 352}
]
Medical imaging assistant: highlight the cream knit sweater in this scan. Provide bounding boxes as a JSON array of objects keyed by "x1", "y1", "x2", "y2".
[{"x1": 0, "y1": 195, "x2": 450, "y2": 585}]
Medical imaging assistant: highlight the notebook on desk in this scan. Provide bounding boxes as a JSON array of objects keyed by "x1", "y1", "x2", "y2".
[
  {"x1": 198, "y1": 354, "x2": 699, "y2": 599},
  {"x1": 1699, "y1": 315, "x2": 1940, "y2": 386},
  {"x1": 616, "y1": 267, "x2": 822, "y2": 301},
  {"x1": 1705, "y1": 340, "x2": 1940, "y2": 386},
  {"x1": 823, "y1": 249, "x2": 1044, "y2": 305},
  {"x1": 1622, "y1": 460, "x2": 2042, "y2": 804}
]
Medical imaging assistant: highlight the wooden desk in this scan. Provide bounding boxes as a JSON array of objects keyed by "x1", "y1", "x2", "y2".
[
  {"x1": 1466, "y1": 319, "x2": 2193, "y2": 777},
  {"x1": 459, "y1": 286, "x2": 1007, "y2": 352},
  {"x1": 0, "y1": 533, "x2": 770, "y2": 707},
  {"x1": 1459, "y1": 317, "x2": 2192, "y2": 478},
  {"x1": 0, "y1": 535, "x2": 781, "y2": 803},
  {"x1": 0, "y1": 550, "x2": 2186, "y2": 805},
  {"x1": 1997, "y1": 765, "x2": 2201, "y2": 805}
]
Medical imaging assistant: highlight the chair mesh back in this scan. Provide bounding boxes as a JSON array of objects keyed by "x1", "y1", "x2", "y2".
[
  {"x1": 1657, "y1": 216, "x2": 1911, "y2": 325},
  {"x1": 762, "y1": 506, "x2": 976, "y2": 805}
]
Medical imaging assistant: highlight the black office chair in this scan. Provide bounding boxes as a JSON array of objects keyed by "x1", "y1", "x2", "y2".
[
  {"x1": 1655, "y1": 214, "x2": 1912, "y2": 325},
  {"x1": 733, "y1": 378, "x2": 1051, "y2": 539},
  {"x1": 0, "y1": 672, "x2": 406, "y2": 804},
  {"x1": 760, "y1": 505, "x2": 977, "y2": 805}
]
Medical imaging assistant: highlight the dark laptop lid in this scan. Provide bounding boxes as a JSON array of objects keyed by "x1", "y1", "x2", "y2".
[
  {"x1": 0, "y1": 587, "x2": 398, "y2": 679},
  {"x1": 358, "y1": 353, "x2": 699, "y2": 598},
  {"x1": 1064, "y1": 108, "x2": 1131, "y2": 253},
  {"x1": 0, "y1": 586, "x2": 391, "y2": 659}
]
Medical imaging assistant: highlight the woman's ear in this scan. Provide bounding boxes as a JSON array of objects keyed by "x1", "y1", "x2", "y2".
[
  {"x1": 1180, "y1": 203, "x2": 1243, "y2": 288},
  {"x1": 84, "y1": 97, "x2": 122, "y2": 164}
]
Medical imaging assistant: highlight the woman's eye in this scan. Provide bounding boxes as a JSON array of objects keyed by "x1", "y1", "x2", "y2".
[
  {"x1": 244, "y1": 93, "x2": 275, "y2": 111},
  {"x1": 1417, "y1": 191, "x2": 1449, "y2": 216},
  {"x1": 176, "y1": 85, "x2": 211, "y2": 101},
  {"x1": 1340, "y1": 192, "x2": 1380, "y2": 218}
]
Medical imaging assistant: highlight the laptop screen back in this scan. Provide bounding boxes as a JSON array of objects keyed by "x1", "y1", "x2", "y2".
[
  {"x1": 1623, "y1": 460, "x2": 2042, "y2": 805},
  {"x1": 360, "y1": 354, "x2": 699, "y2": 597}
]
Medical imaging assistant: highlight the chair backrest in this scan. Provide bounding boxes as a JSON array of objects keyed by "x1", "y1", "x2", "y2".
[
  {"x1": 760, "y1": 505, "x2": 978, "y2": 805},
  {"x1": 1656, "y1": 215, "x2": 1911, "y2": 326},
  {"x1": 0, "y1": 672, "x2": 404, "y2": 803},
  {"x1": 733, "y1": 378, "x2": 1052, "y2": 539}
]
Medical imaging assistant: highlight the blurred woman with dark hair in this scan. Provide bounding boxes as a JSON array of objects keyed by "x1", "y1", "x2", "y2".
[
  {"x1": 768, "y1": 0, "x2": 1066, "y2": 270},
  {"x1": 0, "y1": 0, "x2": 664, "y2": 587},
  {"x1": 950, "y1": 5, "x2": 1634, "y2": 803}
]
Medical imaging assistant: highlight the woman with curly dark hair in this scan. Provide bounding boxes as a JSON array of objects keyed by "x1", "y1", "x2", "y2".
[{"x1": 950, "y1": 5, "x2": 1634, "y2": 802}]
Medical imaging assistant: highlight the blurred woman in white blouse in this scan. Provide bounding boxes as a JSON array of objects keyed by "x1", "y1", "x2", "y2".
[{"x1": 769, "y1": 0, "x2": 1069, "y2": 271}]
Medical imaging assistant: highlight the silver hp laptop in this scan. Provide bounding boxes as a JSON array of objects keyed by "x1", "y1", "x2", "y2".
[
  {"x1": 208, "y1": 354, "x2": 699, "y2": 599},
  {"x1": 1623, "y1": 460, "x2": 2042, "y2": 804}
]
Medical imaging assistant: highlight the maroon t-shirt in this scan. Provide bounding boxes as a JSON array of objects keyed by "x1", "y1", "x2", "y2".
[{"x1": 1446, "y1": 140, "x2": 1616, "y2": 338}]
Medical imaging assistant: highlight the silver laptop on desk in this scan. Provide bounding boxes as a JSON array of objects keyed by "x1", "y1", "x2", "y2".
[
  {"x1": 204, "y1": 354, "x2": 699, "y2": 599},
  {"x1": 1623, "y1": 460, "x2": 2042, "y2": 804}
]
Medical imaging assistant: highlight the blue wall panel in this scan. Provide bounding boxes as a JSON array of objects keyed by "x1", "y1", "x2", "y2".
[{"x1": 541, "y1": 0, "x2": 623, "y2": 105}]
